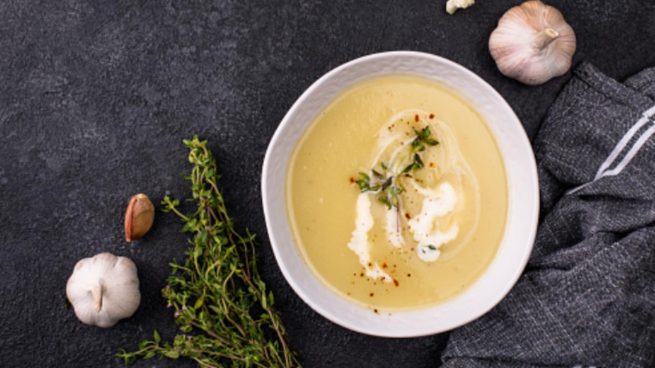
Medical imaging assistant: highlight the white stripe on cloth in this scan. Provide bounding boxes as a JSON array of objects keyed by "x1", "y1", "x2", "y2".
[
  {"x1": 600, "y1": 122, "x2": 655, "y2": 178},
  {"x1": 594, "y1": 104, "x2": 655, "y2": 180},
  {"x1": 567, "y1": 104, "x2": 655, "y2": 195}
]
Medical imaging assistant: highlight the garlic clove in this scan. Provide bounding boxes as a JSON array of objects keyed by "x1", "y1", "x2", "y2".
[
  {"x1": 124, "y1": 193, "x2": 155, "y2": 242},
  {"x1": 66, "y1": 252, "x2": 141, "y2": 328},
  {"x1": 489, "y1": 0, "x2": 576, "y2": 85}
]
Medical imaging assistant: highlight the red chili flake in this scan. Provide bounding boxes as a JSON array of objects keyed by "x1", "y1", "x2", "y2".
[
  {"x1": 382, "y1": 262, "x2": 388, "y2": 269},
  {"x1": 360, "y1": 272, "x2": 364, "y2": 277},
  {"x1": 373, "y1": 308, "x2": 379, "y2": 314},
  {"x1": 429, "y1": 113, "x2": 435, "y2": 119},
  {"x1": 429, "y1": 162, "x2": 436, "y2": 168},
  {"x1": 405, "y1": 213, "x2": 411, "y2": 220},
  {"x1": 414, "y1": 114, "x2": 419, "y2": 122},
  {"x1": 369, "y1": 292, "x2": 374, "y2": 297},
  {"x1": 407, "y1": 273, "x2": 412, "y2": 277},
  {"x1": 393, "y1": 279, "x2": 400, "y2": 287},
  {"x1": 349, "y1": 176, "x2": 355, "y2": 183},
  {"x1": 367, "y1": 262, "x2": 372, "y2": 267}
]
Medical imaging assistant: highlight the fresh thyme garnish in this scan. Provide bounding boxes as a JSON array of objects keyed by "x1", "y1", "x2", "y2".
[
  {"x1": 356, "y1": 172, "x2": 381, "y2": 192},
  {"x1": 411, "y1": 126, "x2": 439, "y2": 152},
  {"x1": 117, "y1": 137, "x2": 300, "y2": 368},
  {"x1": 354, "y1": 124, "x2": 438, "y2": 210},
  {"x1": 381, "y1": 177, "x2": 393, "y2": 191},
  {"x1": 377, "y1": 185, "x2": 405, "y2": 209},
  {"x1": 358, "y1": 169, "x2": 405, "y2": 210},
  {"x1": 378, "y1": 195, "x2": 392, "y2": 208},
  {"x1": 402, "y1": 153, "x2": 425, "y2": 174}
]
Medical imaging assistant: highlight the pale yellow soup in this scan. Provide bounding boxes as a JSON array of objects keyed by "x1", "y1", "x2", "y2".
[{"x1": 287, "y1": 76, "x2": 507, "y2": 310}]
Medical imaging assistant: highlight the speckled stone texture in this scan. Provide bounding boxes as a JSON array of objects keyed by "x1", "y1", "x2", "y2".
[{"x1": 0, "y1": 1, "x2": 653, "y2": 367}]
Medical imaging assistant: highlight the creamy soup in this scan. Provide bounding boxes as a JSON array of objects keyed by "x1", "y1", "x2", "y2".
[{"x1": 287, "y1": 76, "x2": 507, "y2": 310}]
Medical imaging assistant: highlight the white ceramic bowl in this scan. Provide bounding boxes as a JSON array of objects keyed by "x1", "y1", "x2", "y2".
[{"x1": 262, "y1": 51, "x2": 539, "y2": 337}]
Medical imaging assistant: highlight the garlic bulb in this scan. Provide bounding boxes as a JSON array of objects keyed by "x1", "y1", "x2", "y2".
[
  {"x1": 446, "y1": 0, "x2": 475, "y2": 15},
  {"x1": 489, "y1": 0, "x2": 576, "y2": 85},
  {"x1": 66, "y1": 252, "x2": 141, "y2": 328}
]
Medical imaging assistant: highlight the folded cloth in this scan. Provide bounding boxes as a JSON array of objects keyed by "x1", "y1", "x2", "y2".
[{"x1": 441, "y1": 63, "x2": 655, "y2": 368}]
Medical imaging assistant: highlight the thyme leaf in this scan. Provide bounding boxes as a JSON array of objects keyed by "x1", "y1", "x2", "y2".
[
  {"x1": 378, "y1": 194, "x2": 392, "y2": 209},
  {"x1": 402, "y1": 153, "x2": 424, "y2": 173},
  {"x1": 381, "y1": 177, "x2": 393, "y2": 191},
  {"x1": 414, "y1": 153, "x2": 424, "y2": 169}
]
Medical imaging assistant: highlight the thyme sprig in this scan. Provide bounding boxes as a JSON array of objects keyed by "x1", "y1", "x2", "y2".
[
  {"x1": 355, "y1": 125, "x2": 439, "y2": 210},
  {"x1": 356, "y1": 163, "x2": 406, "y2": 210},
  {"x1": 117, "y1": 137, "x2": 300, "y2": 368},
  {"x1": 411, "y1": 126, "x2": 439, "y2": 152},
  {"x1": 402, "y1": 153, "x2": 424, "y2": 174}
]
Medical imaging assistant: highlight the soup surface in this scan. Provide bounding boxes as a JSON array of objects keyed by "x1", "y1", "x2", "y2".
[{"x1": 287, "y1": 76, "x2": 507, "y2": 310}]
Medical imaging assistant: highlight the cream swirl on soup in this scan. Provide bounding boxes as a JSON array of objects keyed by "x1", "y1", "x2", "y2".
[{"x1": 348, "y1": 110, "x2": 480, "y2": 282}]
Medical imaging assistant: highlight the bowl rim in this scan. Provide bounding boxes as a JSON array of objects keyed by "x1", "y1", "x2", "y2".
[{"x1": 261, "y1": 50, "x2": 539, "y2": 337}]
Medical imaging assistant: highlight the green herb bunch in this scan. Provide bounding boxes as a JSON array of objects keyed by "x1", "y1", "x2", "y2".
[
  {"x1": 355, "y1": 126, "x2": 439, "y2": 209},
  {"x1": 118, "y1": 137, "x2": 300, "y2": 368}
]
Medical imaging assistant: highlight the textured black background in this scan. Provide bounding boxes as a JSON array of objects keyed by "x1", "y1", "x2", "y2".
[{"x1": 1, "y1": 1, "x2": 654, "y2": 367}]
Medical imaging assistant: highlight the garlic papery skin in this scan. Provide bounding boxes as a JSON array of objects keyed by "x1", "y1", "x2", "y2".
[
  {"x1": 446, "y1": 0, "x2": 475, "y2": 15},
  {"x1": 66, "y1": 252, "x2": 141, "y2": 328},
  {"x1": 489, "y1": 0, "x2": 576, "y2": 85}
]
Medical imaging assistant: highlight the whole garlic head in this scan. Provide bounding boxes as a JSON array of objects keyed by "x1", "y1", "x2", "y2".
[
  {"x1": 489, "y1": 0, "x2": 576, "y2": 85},
  {"x1": 66, "y1": 252, "x2": 141, "y2": 328}
]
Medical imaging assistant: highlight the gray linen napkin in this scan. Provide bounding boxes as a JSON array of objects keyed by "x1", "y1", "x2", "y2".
[{"x1": 441, "y1": 63, "x2": 655, "y2": 368}]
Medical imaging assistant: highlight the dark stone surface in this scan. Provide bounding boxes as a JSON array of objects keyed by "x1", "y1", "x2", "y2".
[{"x1": 0, "y1": 1, "x2": 653, "y2": 367}]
